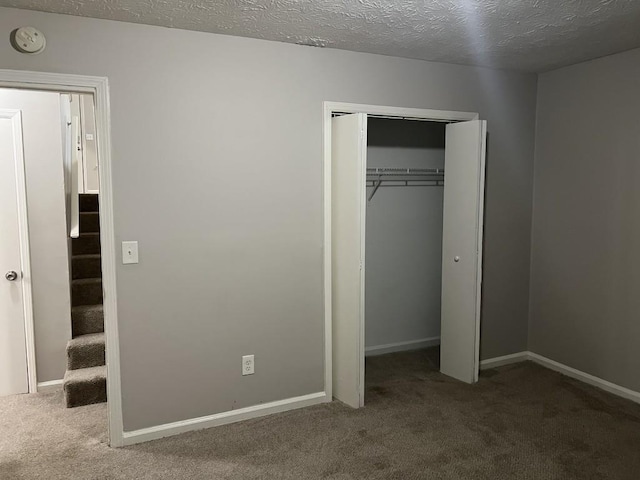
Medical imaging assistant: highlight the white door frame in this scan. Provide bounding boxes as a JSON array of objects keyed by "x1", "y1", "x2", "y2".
[
  {"x1": 323, "y1": 101, "x2": 481, "y2": 399},
  {"x1": 0, "y1": 108, "x2": 36, "y2": 394},
  {"x1": 0, "y1": 69, "x2": 124, "y2": 447}
]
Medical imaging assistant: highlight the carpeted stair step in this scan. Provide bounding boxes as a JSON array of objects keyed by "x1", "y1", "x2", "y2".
[
  {"x1": 71, "y1": 278, "x2": 103, "y2": 307},
  {"x1": 79, "y1": 193, "x2": 99, "y2": 213},
  {"x1": 67, "y1": 333, "x2": 105, "y2": 370},
  {"x1": 71, "y1": 304, "x2": 104, "y2": 337},
  {"x1": 63, "y1": 365, "x2": 107, "y2": 408},
  {"x1": 72, "y1": 233, "x2": 101, "y2": 255},
  {"x1": 72, "y1": 254, "x2": 102, "y2": 280},
  {"x1": 80, "y1": 212, "x2": 100, "y2": 233}
]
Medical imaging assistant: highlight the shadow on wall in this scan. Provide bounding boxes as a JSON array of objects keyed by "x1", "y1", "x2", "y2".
[{"x1": 368, "y1": 118, "x2": 446, "y2": 149}]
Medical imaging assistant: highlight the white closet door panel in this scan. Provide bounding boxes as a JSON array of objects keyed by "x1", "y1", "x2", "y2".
[
  {"x1": 440, "y1": 120, "x2": 487, "y2": 384},
  {"x1": 331, "y1": 113, "x2": 367, "y2": 408}
]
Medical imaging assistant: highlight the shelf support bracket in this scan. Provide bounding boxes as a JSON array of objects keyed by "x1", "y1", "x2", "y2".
[{"x1": 368, "y1": 176, "x2": 382, "y2": 202}]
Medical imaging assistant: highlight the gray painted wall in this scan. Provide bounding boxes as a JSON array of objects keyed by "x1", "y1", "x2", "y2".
[
  {"x1": 0, "y1": 7, "x2": 537, "y2": 431},
  {"x1": 0, "y1": 88, "x2": 71, "y2": 383},
  {"x1": 365, "y1": 119, "x2": 445, "y2": 350},
  {"x1": 529, "y1": 47, "x2": 640, "y2": 392},
  {"x1": 80, "y1": 94, "x2": 100, "y2": 193}
]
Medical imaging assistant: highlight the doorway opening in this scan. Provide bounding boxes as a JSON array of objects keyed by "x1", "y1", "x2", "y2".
[
  {"x1": 0, "y1": 87, "x2": 106, "y2": 407},
  {"x1": 325, "y1": 103, "x2": 486, "y2": 408},
  {"x1": 0, "y1": 70, "x2": 122, "y2": 447},
  {"x1": 364, "y1": 117, "x2": 446, "y2": 400}
]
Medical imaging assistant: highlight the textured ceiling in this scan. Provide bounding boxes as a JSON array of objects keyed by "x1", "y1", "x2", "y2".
[{"x1": 2, "y1": 0, "x2": 640, "y2": 72}]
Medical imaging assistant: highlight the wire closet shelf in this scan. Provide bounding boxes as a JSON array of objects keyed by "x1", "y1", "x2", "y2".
[{"x1": 366, "y1": 167, "x2": 445, "y2": 201}]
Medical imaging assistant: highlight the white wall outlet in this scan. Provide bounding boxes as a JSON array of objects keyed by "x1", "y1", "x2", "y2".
[
  {"x1": 122, "y1": 241, "x2": 139, "y2": 264},
  {"x1": 242, "y1": 355, "x2": 254, "y2": 376}
]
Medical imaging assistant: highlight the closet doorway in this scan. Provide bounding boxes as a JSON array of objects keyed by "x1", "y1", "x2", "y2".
[{"x1": 325, "y1": 103, "x2": 486, "y2": 408}]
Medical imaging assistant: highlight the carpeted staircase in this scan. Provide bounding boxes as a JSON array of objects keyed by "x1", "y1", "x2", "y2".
[{"x1": 63, "y1": 194, "x2": 107, "y2": 408}]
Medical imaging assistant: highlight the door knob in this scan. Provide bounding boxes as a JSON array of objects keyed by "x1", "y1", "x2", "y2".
[
  {"x1": 454, "y1": 256, "x2": 460, "y2": 263},
  {"x1": 5, "y1": 271, "x2": 18, "y2": 281}
]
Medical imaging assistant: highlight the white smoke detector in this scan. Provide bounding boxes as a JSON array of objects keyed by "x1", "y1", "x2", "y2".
[{"x1": 11, "y1": 27, "x2": 46, "y2": 54}]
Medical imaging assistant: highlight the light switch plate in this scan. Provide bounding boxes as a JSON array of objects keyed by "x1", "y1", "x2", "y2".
[{"x1": 122, "y1": 241, "x2": 139, "y2": 264}]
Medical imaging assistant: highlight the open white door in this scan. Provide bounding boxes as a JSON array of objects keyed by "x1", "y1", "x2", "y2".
[
  {"x1": 0, "y1": 111, "x2": 30, "y2": 397},
  {"x1": 440, "y1": 120, "x2": 487, "y2": 384},
  {"x1": 331, "y1": 113, "x2": 367, "y2": 408}
]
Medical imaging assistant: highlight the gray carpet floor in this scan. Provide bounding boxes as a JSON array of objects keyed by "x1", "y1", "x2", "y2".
[{"x1": 2, "y1": 348, "x2": 640, "y2": 479}]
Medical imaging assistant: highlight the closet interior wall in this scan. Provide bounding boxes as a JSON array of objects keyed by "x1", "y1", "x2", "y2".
[{"x1": 365, "y1": 119, "x2": 446, "y2": 355}]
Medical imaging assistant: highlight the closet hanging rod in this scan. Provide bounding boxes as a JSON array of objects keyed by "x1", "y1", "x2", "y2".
[
  {"x1": 366, "y1": 172, "x2": 444, "y2": 201},
  {"x1": 366, "y1": 181, "x2": 444, "y2": 188},
  {"x1": 366, "y1": 181, "x2": 444, "y2": 185},
  {"x1": 366, "y1": 180, "x2": 444, "y2": 201},
  {"x1": 366, "y1": 167, "x2": 444, "y2": 176}
]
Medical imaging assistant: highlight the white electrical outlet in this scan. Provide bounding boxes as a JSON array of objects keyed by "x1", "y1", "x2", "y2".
[{"x1": 242, "y1": 355, "x2": 254, "y2": 376}]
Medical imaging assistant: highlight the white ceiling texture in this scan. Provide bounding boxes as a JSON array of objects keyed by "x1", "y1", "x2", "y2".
[{"x1": 2, "y1": 0, "x2": 640, "y2": 72}]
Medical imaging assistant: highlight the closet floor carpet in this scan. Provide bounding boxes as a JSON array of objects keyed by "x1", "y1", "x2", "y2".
[{"x1": 2, "y1": 348, "x2": 640, "y2": 479}]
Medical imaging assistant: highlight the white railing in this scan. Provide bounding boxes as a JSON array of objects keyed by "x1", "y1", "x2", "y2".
[{"x1": 69, "y1": 114, "x2": 80, "y2": 238}]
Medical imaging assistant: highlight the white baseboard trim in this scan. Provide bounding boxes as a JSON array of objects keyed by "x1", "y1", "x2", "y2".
[
  {"x1": 37, "y1": 379, "x2": 63, "y2": 393},
  {"x1": 480, "y1": 351, "x2": 640, "y2": 406},
  {"x1": 121, "y1": 391, "x2": 328, "y2": 446},
  {"x1": 480, "y1": 351, "x2": 529, "y2": 370},
  {"x1": 365, "y1": 336, "x2": 440, "y2": 357},
  {"x1": 527, "y1": 352, "x2": 640, "y2": 405}
]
